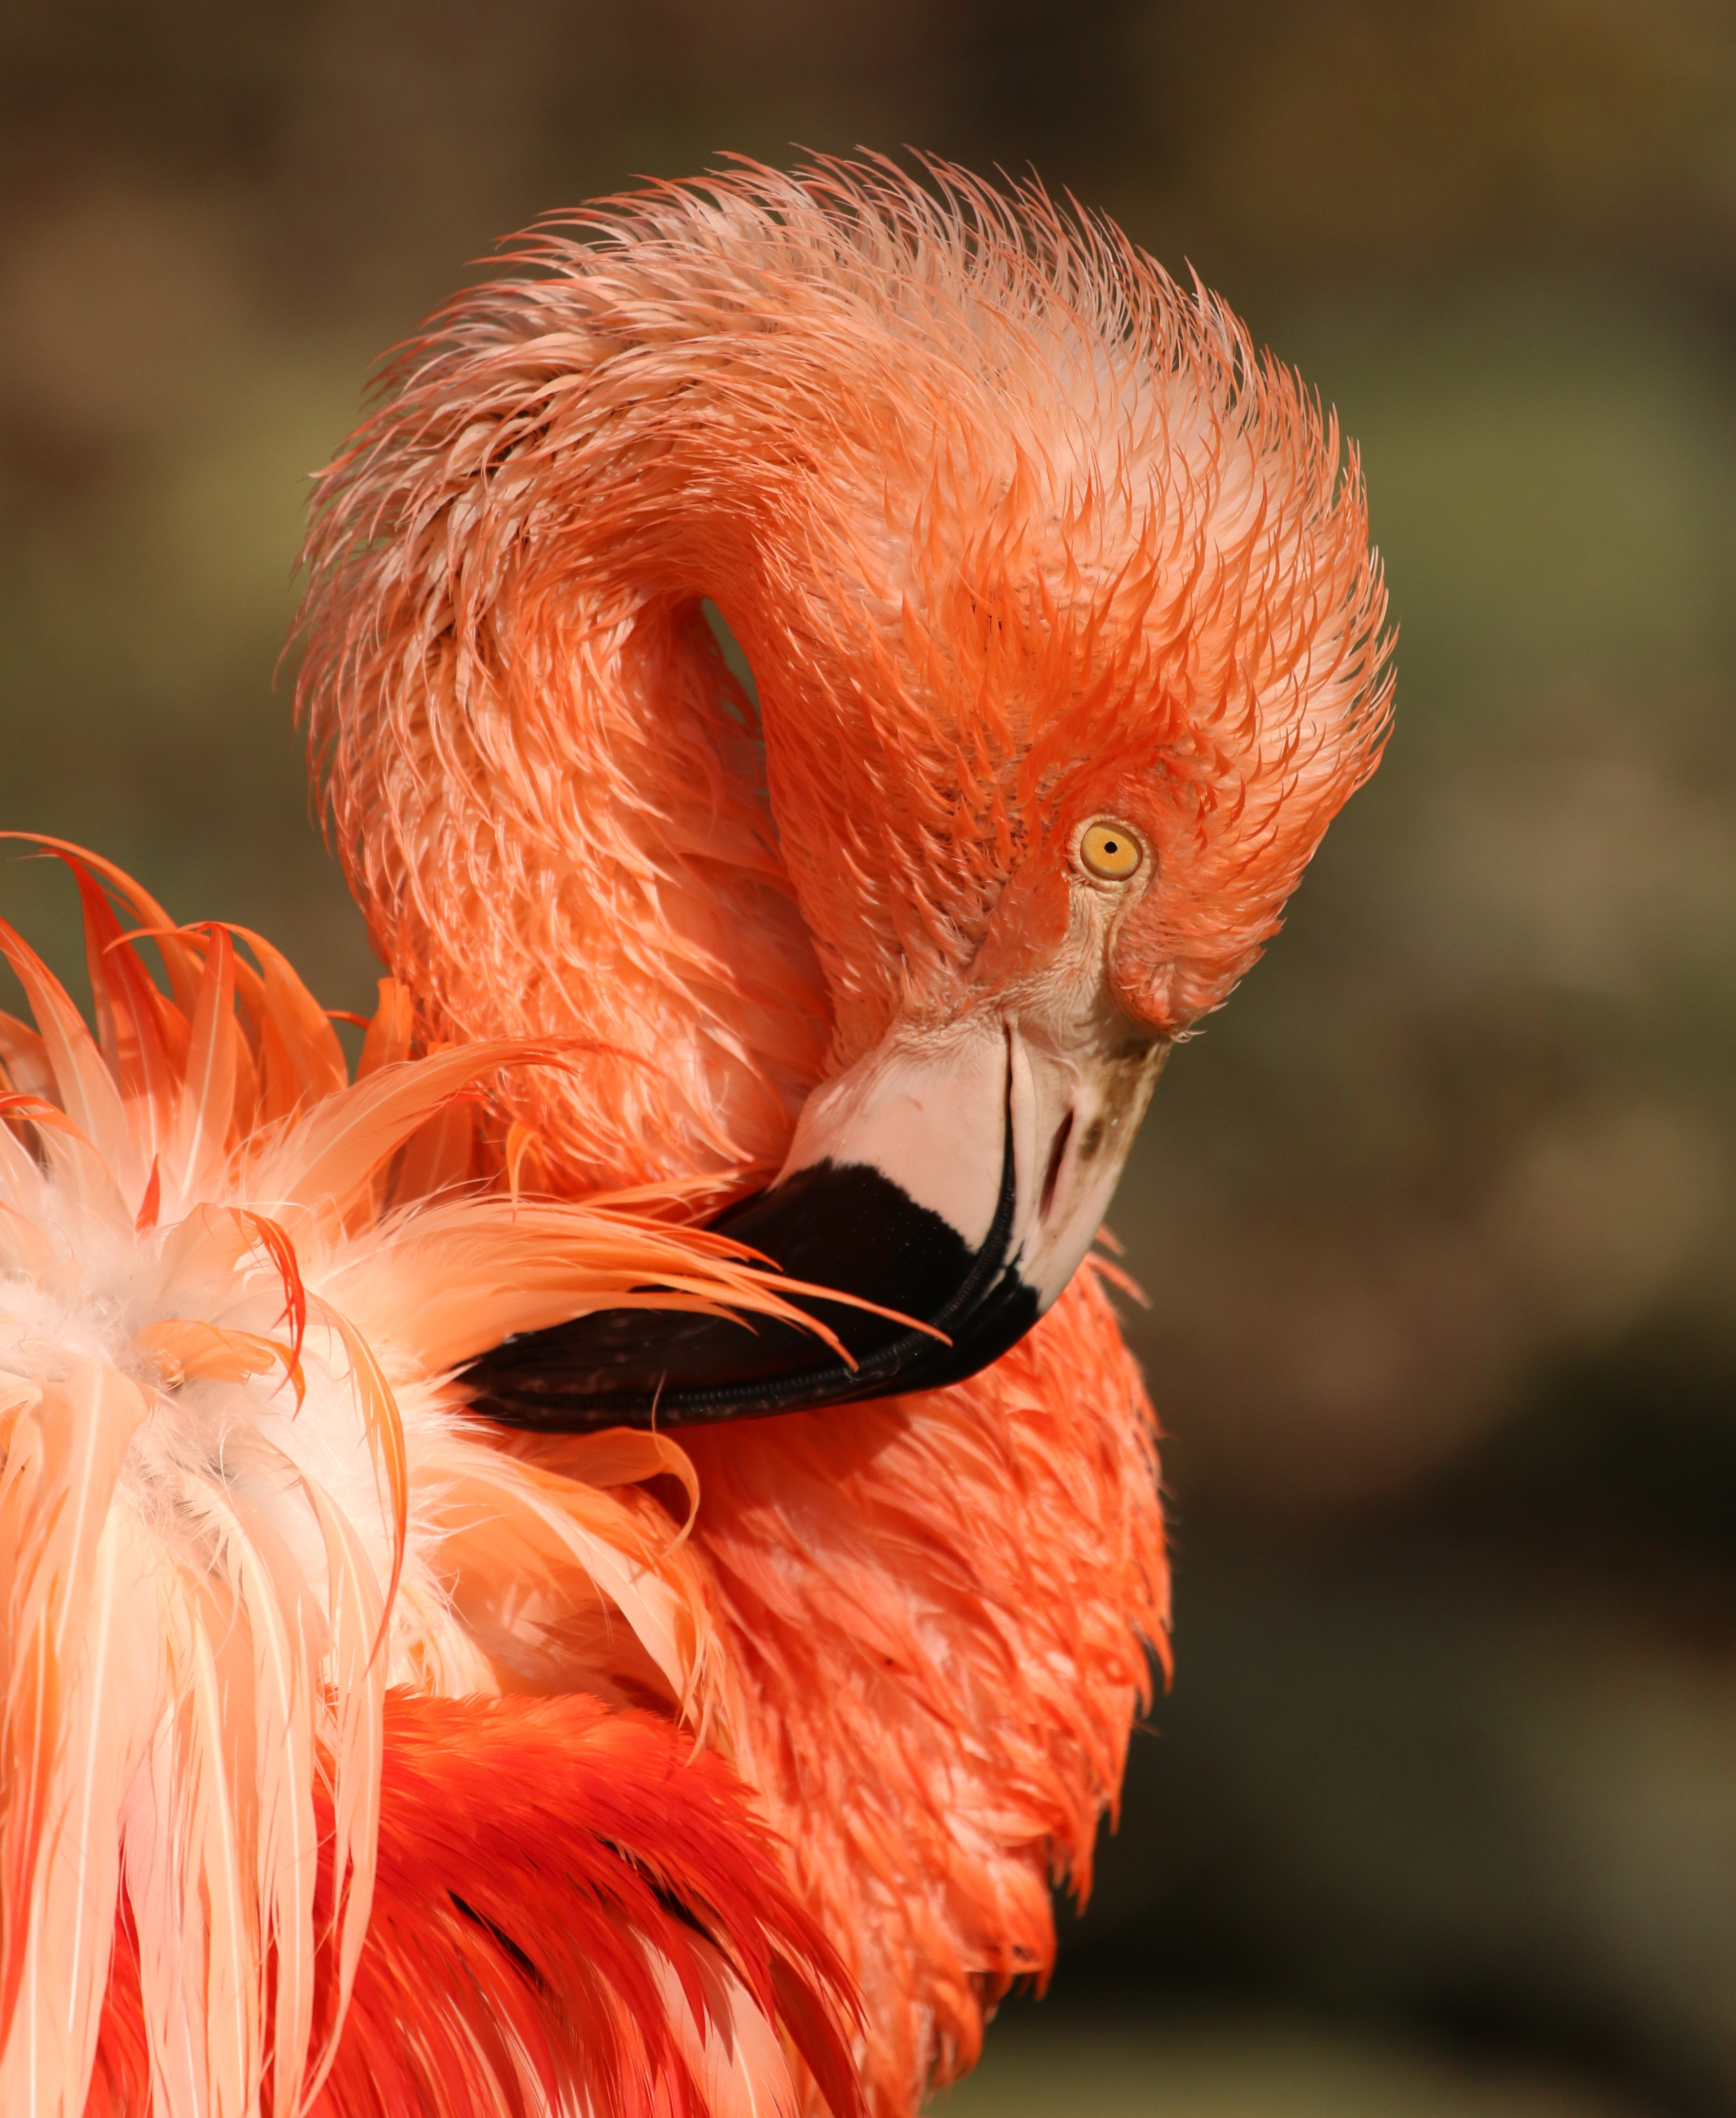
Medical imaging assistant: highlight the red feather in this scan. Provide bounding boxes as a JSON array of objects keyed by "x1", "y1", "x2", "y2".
[{"x1": 88, "y1": 1693, "x2": 861, "y2": 2118}]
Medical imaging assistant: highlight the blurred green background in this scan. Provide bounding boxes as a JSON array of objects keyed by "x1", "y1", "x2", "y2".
[{"x1": 2, "y1": 4, "x2": 1734, "y2": 2112}]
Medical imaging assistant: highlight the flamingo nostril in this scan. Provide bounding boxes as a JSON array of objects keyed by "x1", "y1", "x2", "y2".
[{"x1": 1039, "y1": 1110, "x2": 1074, "y2": 1223}]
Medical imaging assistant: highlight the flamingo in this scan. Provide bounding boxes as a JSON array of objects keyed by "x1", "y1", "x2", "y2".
[
  {"x1": 295, "y1": 156, "x2": 1390, "y2": 2115},
  {"x1": 0, "y1": 156, "x2": 1389, "y2": 2118}
]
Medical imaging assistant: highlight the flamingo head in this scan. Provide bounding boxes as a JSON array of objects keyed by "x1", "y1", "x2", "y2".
[{"x1": 300, "y1": 162, "x2": 1392, "y2": 1426}]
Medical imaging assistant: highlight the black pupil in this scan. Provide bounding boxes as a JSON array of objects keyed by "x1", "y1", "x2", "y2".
[{"x1": 1103, "y1": 838, "x2": 1118, "y2": 853}]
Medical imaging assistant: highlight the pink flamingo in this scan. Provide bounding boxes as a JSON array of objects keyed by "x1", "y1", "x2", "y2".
[
  {"x1": 0, "y1": 156, "x2": 1388, "y2": 2116},
  {"x1": 297, "y1": 158, "x2": 1390, "y2": 2113}
]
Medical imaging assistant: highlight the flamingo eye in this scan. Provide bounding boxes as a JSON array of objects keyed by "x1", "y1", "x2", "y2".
[{"x1": 1078, "y1": 821, "x2": 1143, "y2": 881}]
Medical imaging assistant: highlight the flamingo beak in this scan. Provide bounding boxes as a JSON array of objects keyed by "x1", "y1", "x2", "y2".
[{"x1": 464, "y1": 1013, "x2": 1165, "y2": 1431}]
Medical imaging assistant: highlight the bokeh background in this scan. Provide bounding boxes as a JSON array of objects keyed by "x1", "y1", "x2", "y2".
[{"x1": 3, "y1": 4, "x2": 1734, "y2": 2112}]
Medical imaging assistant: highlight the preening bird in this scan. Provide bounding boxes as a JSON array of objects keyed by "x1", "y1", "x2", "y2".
[
  {"x1": 296, "y1": 157, "x2": 1390, "y2": 2114},
  {"x1": 0, "y1": 157, "x2": 1389, "y2": 2118}
]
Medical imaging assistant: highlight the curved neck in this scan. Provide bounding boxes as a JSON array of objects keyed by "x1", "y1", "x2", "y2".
[{"x1": 307, "y1": 471, "x2": 835, "y2": 1192}]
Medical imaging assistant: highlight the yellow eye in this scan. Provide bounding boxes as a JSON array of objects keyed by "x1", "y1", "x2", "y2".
[{"x1": 1078, "y1": 821, "x2": 1143, "y2": 881}]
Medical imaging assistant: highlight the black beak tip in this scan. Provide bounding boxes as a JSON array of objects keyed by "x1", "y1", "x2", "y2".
[{"x1": 462, "y1": 1145, "x2": 1036, "y2": 1431}]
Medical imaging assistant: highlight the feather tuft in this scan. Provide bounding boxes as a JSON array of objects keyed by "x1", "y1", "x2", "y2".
[{"x1": 0, "y1": 848, "x2": 866, "y2": 2116}]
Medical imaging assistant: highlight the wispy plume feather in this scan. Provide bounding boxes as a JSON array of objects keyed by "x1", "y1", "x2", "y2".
[{"x1": 0, "y1": 847, "x2": 859, "y2": 2118}]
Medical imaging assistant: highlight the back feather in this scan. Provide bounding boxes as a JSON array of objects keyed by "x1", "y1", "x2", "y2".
[{"x1": 89, "y1": 1693, "x2": 858, "y2": 2118}]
